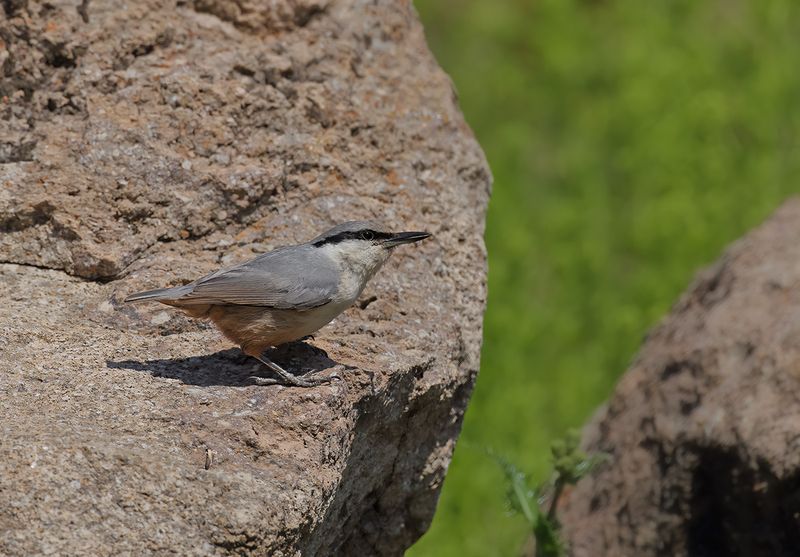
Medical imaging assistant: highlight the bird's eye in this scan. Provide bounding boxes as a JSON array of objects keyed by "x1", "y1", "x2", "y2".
[{"x1": 360, "y1": 230, "x2": 375, "y2": 241}]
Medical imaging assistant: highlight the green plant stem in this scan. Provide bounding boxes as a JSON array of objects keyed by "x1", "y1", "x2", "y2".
[{"x1": 546, "y1": 481, "x2": 564, "y2": 523}]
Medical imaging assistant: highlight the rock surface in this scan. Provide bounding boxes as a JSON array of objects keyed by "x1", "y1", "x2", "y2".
[
  {"x1": 0, "y1": 1, "x2": 490, "y2": 555},
  {"x1": 559, "y1": 199, "x2": 800, "y2": 557}
]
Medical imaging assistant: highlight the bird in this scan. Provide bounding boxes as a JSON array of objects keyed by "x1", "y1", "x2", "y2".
[{"x1": 124, "y1": 220, "x2": 431, "y2": 387}]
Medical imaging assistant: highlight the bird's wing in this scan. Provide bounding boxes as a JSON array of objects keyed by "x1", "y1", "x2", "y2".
[{"x1": 175, "y1": 246, "x2": 339, "y2": 309}]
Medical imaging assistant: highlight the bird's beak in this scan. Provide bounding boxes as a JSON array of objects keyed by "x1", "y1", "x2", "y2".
[{"x1": 383, "y1": 231, "x2": 431, "y2": 247}]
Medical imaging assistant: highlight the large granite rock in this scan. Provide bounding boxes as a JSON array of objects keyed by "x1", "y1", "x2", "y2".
[
  {"x1": 560, "y1": 200, "x2": 800, "y2": 557},
  {"x1": 0, "y1": 0, "x2": 490, "y2": 554}
]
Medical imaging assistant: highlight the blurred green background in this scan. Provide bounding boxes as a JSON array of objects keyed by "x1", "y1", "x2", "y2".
[{"x1": 409, "y1": 0, "x2": 800, "y2": 555}]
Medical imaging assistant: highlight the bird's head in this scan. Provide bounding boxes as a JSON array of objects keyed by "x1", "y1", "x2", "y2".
[{"x1": 310, "y1": 220, "x2": 431, "y2": 280}]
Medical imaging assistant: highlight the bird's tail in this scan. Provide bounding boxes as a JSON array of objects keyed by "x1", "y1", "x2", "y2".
[{"x1": 124, "y1": 285, "x2": 191, "y2": 303}]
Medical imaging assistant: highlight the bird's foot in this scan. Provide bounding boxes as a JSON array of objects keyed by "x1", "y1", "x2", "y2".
[
  {"x1": 249, "y1": 352, "x2": 342, "y2": 388},
  {"x1": 249, "y1": 373, "x2": 335, "y2": 388},
  {"x1": 249, "y1": 376, "x2": 280, "y2": 386}
]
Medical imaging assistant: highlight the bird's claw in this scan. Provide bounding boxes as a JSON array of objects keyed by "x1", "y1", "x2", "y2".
[
  {"x1": 249, "y1": 372, "x2": 337, "y2": 388},
  {"x1": 249, "y1": 376, "x2": 280, "y2": 386},
  {"x1": 292, "y1": 374, "x2": 333, "y2": 387}
]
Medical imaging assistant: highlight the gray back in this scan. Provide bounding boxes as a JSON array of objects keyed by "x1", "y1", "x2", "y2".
[{"x1": 175, "y1": 244, "x2": 339, "y2": 309}]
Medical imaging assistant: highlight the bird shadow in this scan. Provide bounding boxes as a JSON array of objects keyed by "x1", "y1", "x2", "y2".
[{"x1": 106, "y1": 342, "x2": 339, "y2": 387}]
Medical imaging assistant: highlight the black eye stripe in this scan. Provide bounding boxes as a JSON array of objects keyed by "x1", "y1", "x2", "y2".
[{"x1": 312, "y1": 229, "x2": 393, "y2": 247}]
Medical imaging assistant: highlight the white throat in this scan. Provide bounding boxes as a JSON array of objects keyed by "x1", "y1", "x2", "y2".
[{"x1": 318, "y1": 241, "x2": 391, "y2": 303}]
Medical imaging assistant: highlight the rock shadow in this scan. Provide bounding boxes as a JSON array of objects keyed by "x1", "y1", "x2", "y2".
[
  {"x1": 687, "y1": 445, "x2": 800, "y2": 557},
  {"x1": 106, "y1": 342, "x2": 339, "y2": 387}
]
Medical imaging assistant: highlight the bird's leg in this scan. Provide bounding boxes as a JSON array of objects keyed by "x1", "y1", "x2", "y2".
[{"x1": 249, "y1": 352, "x2": 333, "y2": 388}]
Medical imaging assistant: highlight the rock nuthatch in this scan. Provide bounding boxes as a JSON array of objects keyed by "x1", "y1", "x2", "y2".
[{"x1": 125, "y1": 221, "x2": 431, "y2": 387}]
